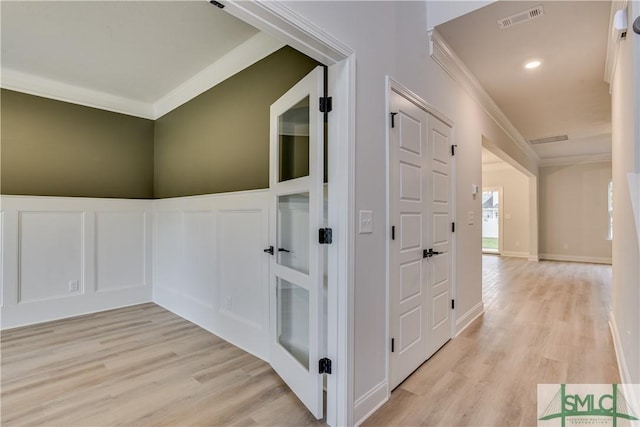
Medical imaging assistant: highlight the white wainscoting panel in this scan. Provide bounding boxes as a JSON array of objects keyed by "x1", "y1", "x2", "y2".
[
  {"x1": 1, "y1": 196, "x2": 152, "y2": 329},
  {"x1": 19, "y1": 211, "x2": 84, "y2": 303},
  {"x1": 96, "y1": 211, "x2": 147, "y2": 292},
  {"x1": 153, "y1": 190, "x2": 270, "y2": 361}
]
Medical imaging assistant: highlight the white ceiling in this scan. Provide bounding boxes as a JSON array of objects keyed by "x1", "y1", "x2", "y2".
[
  {"x1": 0, "y1": 1, "x2": 283, "y2": 118},
  {"x1": 437, "y1": 1, "x2": 612, "y2": 162}
]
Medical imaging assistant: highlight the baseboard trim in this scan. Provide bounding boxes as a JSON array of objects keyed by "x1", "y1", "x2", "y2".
[
  {"x1": 353, "y1": 380, "x2": 388, "y2": 427},
  {"x1": 609, "y1": 312, "x2": 632, "y2": 384},
  {"x1": 528, "y1": 255, "x2": 539, "y2": 262},
  {"x1": 501, "y1": 251, "x2": 529, "y2": 259},
  {"x1": 539, "y1": 253, "x2": 612, "y2": 265},
  {"x1": 456, "y1": 301, "x2": 484, "y2": 337}
]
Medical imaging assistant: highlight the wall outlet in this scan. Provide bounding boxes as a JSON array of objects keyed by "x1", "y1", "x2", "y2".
[
  {"x1": 467, "y1": 211, "x2": 475, "y2": 225},
  {"x1": 225, "y1": 297, "x2": 232, "y2": 310},
  {"x1": 69, "y1": 280, "x2": 79, "y2": 292}
]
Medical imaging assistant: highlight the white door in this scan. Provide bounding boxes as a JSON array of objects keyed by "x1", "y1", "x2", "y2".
[
  {"x1": 389, "y1": 91, "x2": 453, "y2": 390},
  {"x1": 268, "y1": 66, "x2": 325, "y2": 419},
  {"x1": 425, "y1": 115, "x2": 453, "y2": 358}
]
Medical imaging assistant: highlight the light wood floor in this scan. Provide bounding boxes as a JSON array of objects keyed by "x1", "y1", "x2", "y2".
[
  {"x1": 2, "y1": 257, "x2": 620, "y2": 426},
  {"x1": 365, "y1": 256, "x2": 620, "y2": 426},
  {"x1": 1, "y1": 303, "x2": 321, "y2": 426}
]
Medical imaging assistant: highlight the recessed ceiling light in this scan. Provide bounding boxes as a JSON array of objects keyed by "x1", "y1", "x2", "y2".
[{"x1": 524, "y1": 60, "x2": 542, "y2": 69}]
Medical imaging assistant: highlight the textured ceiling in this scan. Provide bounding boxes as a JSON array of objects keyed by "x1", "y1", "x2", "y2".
[{"x1": 437, "y1": 1, "x2": 612, "y2": 160}]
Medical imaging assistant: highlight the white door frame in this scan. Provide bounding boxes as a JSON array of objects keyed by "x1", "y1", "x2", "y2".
[
  {"x1": 222, "y1": 3, "x2": 355, "y2": 426},
  {"x1": 385, "y1": 77, "x2": 457, "y2": 396},
  {"x1": 481, "y1": 186, "x2": 504, "y2": 255}
]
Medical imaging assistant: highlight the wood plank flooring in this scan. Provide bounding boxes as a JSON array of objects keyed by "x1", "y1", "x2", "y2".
[
  {"x1": 365, "y1": 256, "x2": 620, "y2": 426},
  {"x1": 2, "y1": 257, "x2": 620, "y2": 426},
  {"x1": 1, "y1": 303, "x2": 322, "y2": 426}
]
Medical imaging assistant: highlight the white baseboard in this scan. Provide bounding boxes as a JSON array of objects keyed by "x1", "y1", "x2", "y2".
[
  {"x1": 540, "y1": 253, "x2": 612, "y2": 265},
  {"x1": 528, "y1": 255, "x2": 539, "y2": 262},
  {"x1": 609, "y1": 312, "x2": 631, "y2": 384},
  {"x1": 456, "y1": 301, "x2": 484, "y2": 336},
  {"x1": 353, "y1": 380, "x2": 388, "y2": 427},
  {"x1": 501, "y1": 251, "x2": 529, "y2": 259}
]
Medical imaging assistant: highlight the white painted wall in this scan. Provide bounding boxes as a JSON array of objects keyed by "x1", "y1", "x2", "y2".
[
  {"x1": 0, "y1": 196, "x2": 153, "y2": 329},
  {"x1": 610, "y1": 0, "x2": 640, "y2": 385},
  {"x1": 483, "y1": 165, "x2": 530, "y2": 257},
  {"x1": 539, "y1": 162, "x2": 613, "y2": 264},
  {"x1": 281, "y1": 2, "x2": 539, "y2": 423},
  {"x1": 152, "y1": 190, "x2": 271, "y2": 361}
]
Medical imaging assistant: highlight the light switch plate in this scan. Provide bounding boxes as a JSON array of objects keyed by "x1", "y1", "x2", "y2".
[{"x1": 359, "y1": 210, "x2": 373, "y2": 234}]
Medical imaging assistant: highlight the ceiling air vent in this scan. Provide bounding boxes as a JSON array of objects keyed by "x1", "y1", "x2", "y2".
[
  {"x1": 498, "y1": 6, "x2": 544, "y2": 29},
  {"x1": 528, "y1": 135, "x2": 569, "y2": 145}
]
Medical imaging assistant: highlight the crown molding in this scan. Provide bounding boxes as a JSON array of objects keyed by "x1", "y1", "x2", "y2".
[
  {"x1": 153, "y1": 32, "x2": 284, "y2": 119},
  {"x1": 2, "y1": 32, "x2": 286, "y2": 120},
  {"x1": 539, "y1": 152, "x2": 612, "y2": 167},
  {"x1": 427, "y1": 29, "x2": 540, "y2": 164},
  {"x1": 1, "y1": 69, "x2": 154, "y2": 119},
  {"x1": 604, "y1": 0, "x2": 628, "y2": 88}
]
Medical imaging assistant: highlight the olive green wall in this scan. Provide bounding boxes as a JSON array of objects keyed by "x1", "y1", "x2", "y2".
[
  {"x1": 154, "y1": 46, "x2": 320, "y2": 198},
  {"x1": 1, "y1": 89, "x2": 154, "y2": 198},
  {"x1": 1, "y1": 47, "x2": 318, "y2": 199}
]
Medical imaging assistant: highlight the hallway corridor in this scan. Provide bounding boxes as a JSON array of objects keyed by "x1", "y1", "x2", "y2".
[{"x1": 365, "y1": 256, "x2": 619, "y2": 426}]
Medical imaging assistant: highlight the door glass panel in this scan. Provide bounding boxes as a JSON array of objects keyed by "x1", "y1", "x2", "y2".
[
  {"x1": 277, "y1": 193, "x2": 309, "y2": 274},
  {"x1": 279, "y1": 96, "x2": 310, "y2": 182},
  {"x1": 277, "y1": 278, "x2": 309, "y2": 370}
]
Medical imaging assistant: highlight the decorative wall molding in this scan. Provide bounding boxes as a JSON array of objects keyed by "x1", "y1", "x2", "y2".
[
  {"x1": 501, "y1": 251, "x2": 530, "y2": 259},
  {"x1": 539, "y1": 153, "x2": 613, "y2": 167},
  {"x1": 1, "y1": 69, "x2": 154, "y2": 119},
  {"x1": 153, "y1": 32, "x2": 284, "y2": 119},
  {"x1": 353, "y1": 380, "x2": 388, "y2": 427},
  {"x1": 455, "y1": 301, "x2": 484, "y2": 337},
  {"x1": 1, "y1": 33, "x2": 286, "y2": 120},
  {"x1": 539, "y1": 253, "x2": 612, "y2": 265},
  {"x1": 428, "y1": 29, "x2": 540, "y2": 165},
  {"x1": 1, "y1": 196, "x2": 153, "y2": 329}
]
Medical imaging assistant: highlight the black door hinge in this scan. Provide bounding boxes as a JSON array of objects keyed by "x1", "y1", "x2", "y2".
[
  {"x1": 451, "y1": 222, "x2": 455, "y2": 233},
  {"x1": 391, "y1": 338, "x2": 395, "y2": 352},
  {"x1": 391, "y1": 225, "x2": 395, "y2": 240},
  {"x1": 319, "y1": 97, "x2": 333, "y2": 113},
  {"x1": 319, "y1": 228, "x2": 333, "y2": 244},
  {"x1": 451, "y1": 299, "x2": 455, "y2": 310},
  {"x1": 319, "y1": 358, "x2": 332, "y2": 374},
  {"x1": 390, "y1": 112, "x2": 398, "y2": 128},
  {"x1": 451, "y1": 145, "x2": 457, "y2": 156}
]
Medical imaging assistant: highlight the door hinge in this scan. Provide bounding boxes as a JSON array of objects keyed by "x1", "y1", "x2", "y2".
[
  {"x1": 451, "y1": 222, "x2": 455, "y2": 233},
  {"x1": 391, "y1": 338, "x2": 395, "y2": 353},
  {"x1": 319, "y1": 228, "x2": 333, "y2": 244},
  {"x1": 390, "y1": 112, "x2": 398, "y2": 128},
  {"x1": 391, "y1": 225, "x2": 395, "y2": 240},
  {"x1": 319, "y1": 96, "x2": 333, "y2": 113},
  {"x1": 319, "y1": 357, "x2": 332, "y2": 374},
  {"x1": 451, "y1": 144, "x2": 457, "y2": 156},
  {"x1": 451, "y1": 299, "x2": 455, "y2": 310}
]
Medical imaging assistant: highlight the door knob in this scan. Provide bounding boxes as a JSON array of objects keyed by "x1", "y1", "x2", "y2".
[
  {"x1": 263, "y1": 246, "x2": 274, "y2": 255},
  {"x1": 423, "y1": 248, "x2": 442, "y2": 258},
  {"x1": 278, "y1": 248, "x2": 291, "y2": 253}
]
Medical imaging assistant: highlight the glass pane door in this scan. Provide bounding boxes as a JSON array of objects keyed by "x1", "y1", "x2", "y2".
[{"x1": 268, "y1": 66, "x2": 324, "y2": 419}]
